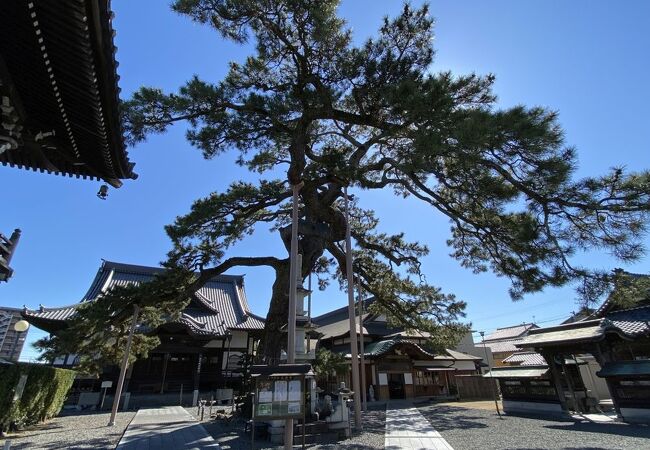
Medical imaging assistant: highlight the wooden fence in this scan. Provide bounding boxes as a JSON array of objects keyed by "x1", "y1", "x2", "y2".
[{"x1": 455, "y1": 375, "x2": 499, "y2": 400}]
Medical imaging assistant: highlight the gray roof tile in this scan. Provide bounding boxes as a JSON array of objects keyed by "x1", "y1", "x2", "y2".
[
  {"x1": 482, "y1": 339, "x2": 523, "y2": 353},
  {"x1": 24, "y1": 260, "x2": 264, "y2": 336},
  {"x1": 483, "y1": 323, "x2": 538, "y2": 342},
  {"x1": 604, "y1": 305, "x2": 650, "y2": 337},
  {"x1": 502, "y1": 352, "x2": 547, "y2": 366}
]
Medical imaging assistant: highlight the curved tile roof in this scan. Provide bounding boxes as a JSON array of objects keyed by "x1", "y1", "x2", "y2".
[
  {"x1": 502, "y1": 352, "x2": 547, "y2": 366},
  {"x1": 483, "y1": 339, "x2": 524, "y2": 354},
  {"x1": 24, "y1": 260, "x2": 264, "y2": 336},
  {"x1": 603, "y1": 305, "x2": 650, "y2": 338},
  {"x1": 518, "y1": 303, "x2": 650, "y2": 349},
  {"x1": 349, "y1": 338, "x2": 436, "y2": 359}
]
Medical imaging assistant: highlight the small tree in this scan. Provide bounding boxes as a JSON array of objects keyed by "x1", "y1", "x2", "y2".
[{"x1": 313, "y1": 348, "x2": 350, "y2": 393}]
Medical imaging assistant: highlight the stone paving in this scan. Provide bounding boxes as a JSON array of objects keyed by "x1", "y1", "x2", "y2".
[
  {"x1": 116, "y1": 406, "x2": 221, "y2": 450},
  {"x1": 385, "y1": 402, "x2": 454, "y2": 450}
]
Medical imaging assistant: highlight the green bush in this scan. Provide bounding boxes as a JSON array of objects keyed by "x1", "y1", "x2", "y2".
[{"x1": 0, "y1": 362, "x2": 75, "y2": 432}]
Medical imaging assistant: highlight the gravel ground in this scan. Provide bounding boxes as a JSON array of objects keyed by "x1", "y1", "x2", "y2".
[
  {"x1": 0, "y1": 410, "x2": 136, "y2": 450},
  {"x1": 418, "y1": 403, "x2": 650, "y2": 450},
  {"x1": 188, "y1": 407, "x2": 385, "y2": 449}
]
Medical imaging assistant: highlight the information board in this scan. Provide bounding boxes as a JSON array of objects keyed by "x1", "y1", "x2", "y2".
[{"x1": 254, "y1": 376, "x2": 304, "y2": 419}]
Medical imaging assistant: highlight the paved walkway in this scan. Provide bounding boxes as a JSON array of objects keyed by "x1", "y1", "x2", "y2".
[
  {"x1": 385, "y1": 402, "x2": 454, "y2": 450},
  {"x1": 116, "y1": 406, "x2": 221, "y2": 450}
]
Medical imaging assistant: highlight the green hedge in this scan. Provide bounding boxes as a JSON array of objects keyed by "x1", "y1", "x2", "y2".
[{"x1": 0, "y1": 363, "x2": 75, "y2": 431}]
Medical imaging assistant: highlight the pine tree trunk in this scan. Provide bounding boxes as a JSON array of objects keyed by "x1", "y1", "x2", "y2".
[
  {"x1": 261, "y1": 261, "x2": 290, "y2": 363},
  {"x1": 259, "y1": 233, "x2": 327, "y2": 362}
]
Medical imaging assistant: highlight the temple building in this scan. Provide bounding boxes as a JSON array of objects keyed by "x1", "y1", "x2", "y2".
[
  {"x1": 0, "y1": 307, "x2": 29, "y2": 362},
  {"x1": 0, "y1": 0, "x2": 137, "y2": 187},
  {"x1": 487, "y1": 273, "x2": 650, "y2": 423},
  {"x1": 313, "y1": 300, "x2": 482, "y2": 401},
  {"x1": 1, "y1": 1, "x2": 138, "y2": 287},
  {"x1": 22, "y1": 260, "x2": 488, "y2": 407},
  {"x1": 23, "y1": 261, "x2": 264, "y2": 406}
]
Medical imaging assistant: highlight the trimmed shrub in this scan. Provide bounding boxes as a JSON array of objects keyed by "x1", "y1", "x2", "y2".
[{"x1": 0, "y1": 362, "x2": 75, "y2": 432}]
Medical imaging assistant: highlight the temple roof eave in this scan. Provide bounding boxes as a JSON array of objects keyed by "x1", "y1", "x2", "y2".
[{"x1": 22, "y1": 260, "x2": 265, "y2": 337}]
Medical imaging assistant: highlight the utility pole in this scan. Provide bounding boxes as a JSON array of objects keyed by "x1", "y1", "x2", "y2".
[
  {"x1": 344, "y1": 186, "x2": 362, "y2": 430},
  {"x1": 357, "y1": 281, "x2": 367, "y2": 411},
  {"x1": 108, "y1": 304, "x2": 140, "y2": 426},
  {"x1": 479, "y1": 331, "x2": 501, "y2": 418},
  {"x1": 285, "y1": 182, "x2": 302, "y2": 449}
]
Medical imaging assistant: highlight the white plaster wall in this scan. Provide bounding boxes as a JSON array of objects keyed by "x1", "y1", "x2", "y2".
[
  {"x1": 454, "y1": 332, "x2": 494, "y2": 369},
  {"x1": 229, "y1": 330, "x2": 248, "y2": 348}
]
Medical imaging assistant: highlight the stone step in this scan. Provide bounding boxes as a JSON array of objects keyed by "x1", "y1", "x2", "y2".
[
  {"x1": 294, "y1": 420, "x2": 329, "y2": 434},
  {"x1": 293, "y1": 432, "x2": 339, "y2": 445}
]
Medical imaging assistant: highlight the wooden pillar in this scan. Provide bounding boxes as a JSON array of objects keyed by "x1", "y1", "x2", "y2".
[
  {"x1": 560, "y1": 358, "x2": 581, "y2": 413},
  {"x1": 444, "y1": 371, "x2": 450, "y2": 395},
  {"x1": 160, "y1": 353, "x2": 170, "y2": 394},
  {"x1": 194, "y1": 352, "x2": 203, "y2": 391},
  {"x1": 193, "y1": 352, "x2": 202, "y2": 406},
  {"x1": 542, "y1": 351, "x2": 569, "y2": 411}
]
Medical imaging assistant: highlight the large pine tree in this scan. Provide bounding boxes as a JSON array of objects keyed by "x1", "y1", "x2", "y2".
[{"x1": 39, "y1": 1, "x2": 650, "y2": 366}]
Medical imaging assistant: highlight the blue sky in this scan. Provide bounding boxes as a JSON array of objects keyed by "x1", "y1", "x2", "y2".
[{"x1": 2, "y1": 1, "x2": 649, "y2": 361}]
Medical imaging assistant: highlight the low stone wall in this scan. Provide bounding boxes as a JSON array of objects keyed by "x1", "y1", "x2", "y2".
[
  {"x1": 102, "y1": 390, "x2": 233, "y2": 410},
  {"x1": 620, "y1": 408, "x2": 650, "y2": 424},
  {"x1": 502, "y1": 400, "x2": 565, "y2": 418}
]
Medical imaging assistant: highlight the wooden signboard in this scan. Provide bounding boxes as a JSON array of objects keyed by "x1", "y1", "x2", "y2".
[{"x1": 253, "y1": 375, "x2": 304, "y2": 419}]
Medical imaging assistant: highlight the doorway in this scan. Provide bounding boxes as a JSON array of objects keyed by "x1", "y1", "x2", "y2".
[{"x1": 388, "y1": 373, "x2": 405, "y2": 399}]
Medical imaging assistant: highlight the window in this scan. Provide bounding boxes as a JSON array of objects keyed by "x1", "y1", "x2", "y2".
[{"x1": 415, "y1": 370, "x2": 435, "y2": 385}]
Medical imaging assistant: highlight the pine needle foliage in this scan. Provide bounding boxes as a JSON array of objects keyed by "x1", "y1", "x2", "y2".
[{"x1": 41, "y1": 1, "x2": 650, "y2": 363}]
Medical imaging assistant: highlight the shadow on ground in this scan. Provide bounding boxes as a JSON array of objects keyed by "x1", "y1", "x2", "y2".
[
  {"x1": 544, "y1": 421, "x2": 650, "y2": 439},
  {"x1": 417, "y1": 404, "x2": 488, "y2": 431},
  {"x1": 199, "y1": 409, "x2": 386, "y2": 450}
]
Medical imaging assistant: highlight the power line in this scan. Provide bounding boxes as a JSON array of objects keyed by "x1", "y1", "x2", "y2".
[
  {"x1": 471, "y1": 312, "x2": 573, "y2": 336},
  {"x1": 476, "y1": 298, "x2": 562, "y2": 322}
]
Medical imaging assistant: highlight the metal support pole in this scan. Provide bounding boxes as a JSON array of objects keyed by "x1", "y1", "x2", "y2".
[
  {"x1": 285, "y1": 183, "x2": 301, "y2": 449},
  {"x1": 108, "y1": 304, "x2": 140, "y2": 426},
  {"x1": 344, "y1": 186, "x2": 362, "y2": 430},
  {"x1": 480, "y1": 331, "x2": 501, "y2": 418},
  {"x1": 100, "y1": 387, "x2": 108, "y2": 410},
  {"x1": 10, "y1": 331, "x2": 21, "y2": 362},
  {"x1": 357, "y1": 281, "x2": 367, "y2": 411},
  {"x1": 307, "y1": 273, "x2": 312, "y2": 353},
  {"x1": 307, "y1": 273, "x2": 312, "y2": 325},
  {"x1": 225, "y1": 335, "x2": 232, "y2": 383}
]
